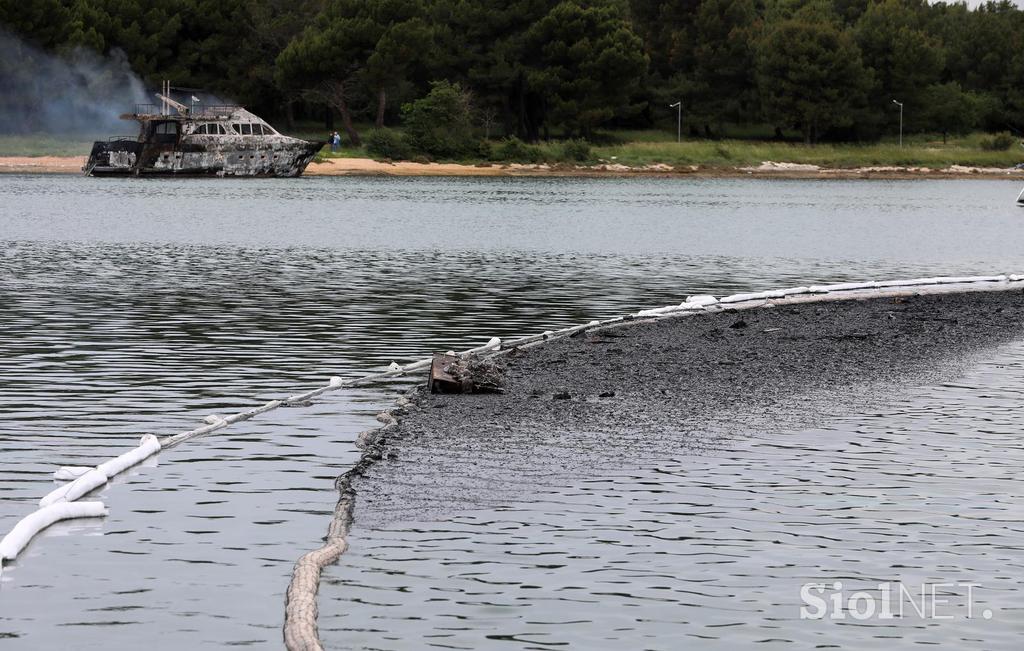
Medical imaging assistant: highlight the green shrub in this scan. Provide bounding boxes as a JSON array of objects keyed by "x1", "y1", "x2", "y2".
[
  {"x1": 494, "y1": 136, "x2": 545, "y2": 163},
  {"x1": 475, "y1": 139, "x2": 494, "y2": 160},
  {"x1": 980, "y1": 132, "x2": 1017, "y2": 151},
  {"x1": 560, "y1": 138, "x2": 591, "y2": 162},
  {"x1": 402, "y1": 80, "x2": 476, "y2": 159},
  {"x1": 366, "y1": 128, "x2": 411, "y2": 160}
]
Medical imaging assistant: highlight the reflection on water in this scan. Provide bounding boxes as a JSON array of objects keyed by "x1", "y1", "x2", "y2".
[{"x1": 1, "y1": 174, "x2": 1023, "y2": 648}]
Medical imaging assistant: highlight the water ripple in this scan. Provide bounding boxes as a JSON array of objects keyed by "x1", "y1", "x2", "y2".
[{"x1": 2, "y1": 175, "x2": 1024, "y2": 648}]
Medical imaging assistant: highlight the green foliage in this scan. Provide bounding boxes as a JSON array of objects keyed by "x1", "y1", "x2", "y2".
[
  {"x1": 522, "y1": 0, "x2": 649, "y2": 137},
  {"x1": 854, "y1": 0, "x2": 944, "y2": 129},
  {"x1": 366, "y1": 128, "x2": 412, "y2": 160},
  {"x1": 755, "y1": 5, "x2": 872, "y2": 142},
  {"x1": 494, "y1": 137, "x2": 546, "y2": 163},
  {"x1": 475, "y1": 139, "x2": 494, "y2": 160},
  {"x1": 690, "y1": 0, "x2": 759, "y2": 126},
  {"x1": 586, "y1": 132, "x2": 1024, "y2": 169},
  {"x1": 0, "y1": 0, "x2": 79, "y2": 49},
  {"x1": 276, "y1": 0, "x2": 435, "y2": 144},
  {"x1": 626, "y1": 0, "x2": 701, "y2": 76},
  {"x1": 560, "y1": 139, "x2": 591, "y2": 162},
  {"x1": 401, "y1": 80, "x2": 476, "y2": 158},
  {"x1": 4, "y1": 0, "x2": 1024, "y2": 144},
  {"x1": 920, "y1": 82, "x2": 980, "y2": 142},
  {"x1": 979, "y1": 132, "x2": 1016, "y2": 151}
]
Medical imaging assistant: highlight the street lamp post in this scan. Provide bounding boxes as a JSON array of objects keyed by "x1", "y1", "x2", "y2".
[
  {"x1": 670, "y1": 101, "x2": 681, "y2": 143},
  {"x1": 892, "y1": 99, "x2": 903, "y2": 148}
]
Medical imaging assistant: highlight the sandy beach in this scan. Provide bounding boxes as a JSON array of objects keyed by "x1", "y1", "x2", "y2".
[
  {"x1": 0, "y1": 156, "x2": 90, "y2": 174},
  {"x1": 2, "y1": 154, "x2": 1024, "y2": 180}
]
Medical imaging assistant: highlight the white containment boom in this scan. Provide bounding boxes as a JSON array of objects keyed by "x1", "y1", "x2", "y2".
[
  {"x1": 0, "y1": 502, "x2": 109, "y2": 562},
  {"x1": 39, "y1": 469, "x2": 109, "y2": 508},
  {"x1": 39, "y1": 435, "x2": 162, "y2": 508}
]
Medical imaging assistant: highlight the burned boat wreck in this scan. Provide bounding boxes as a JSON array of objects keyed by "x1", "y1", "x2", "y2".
[{"x1": 85, "y1": 93, "x2": 321, "y2": 177}]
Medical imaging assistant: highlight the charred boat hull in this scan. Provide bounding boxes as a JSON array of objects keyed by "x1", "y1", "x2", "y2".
[
  {"x1": 85, "y1": 100, "x2": 322, "y2": 178},
  {"x1": 85, "y1": 139, "x2": 321, "y2": 177}
]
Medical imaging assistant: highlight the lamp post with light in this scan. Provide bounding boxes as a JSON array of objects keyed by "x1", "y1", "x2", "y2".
[
  {"x1": 669, "y1": 101, "x2": 681, "y2": 143},
  {"x1": 892, "y1": 99, "x2": 903, "y2": 148}
]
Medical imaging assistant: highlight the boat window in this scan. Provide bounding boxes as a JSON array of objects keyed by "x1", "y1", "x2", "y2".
[
  {"x1": 241, "y1": 124, "x2": 252, "y2": 136},
  {"x1": 216, "y1": 124, "x2": 228, "y2": 135},
  {"x1": 194, "y1": 124, "x2": 208, "y2": 135},
  {"x1": 231, "y1": 124, "x2": 241, "y2": 134},
  {"x1": 150, "y1": 121, "x2": 179, "y2": 144},
  {"x1": 252, "y1": 124, "x2": 264, "y2": 136}
]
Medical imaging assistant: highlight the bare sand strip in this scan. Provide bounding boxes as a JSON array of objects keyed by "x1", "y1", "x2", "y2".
[
  {"x1": 307, "y1": 157, "x2": 1024, "y2": 179},
  {"x1": 0, "y1": 156, "x2": 87, "y2": 174},
  {"x1": 2, "y1": 155, "x2": 1023, "y2": 179}
]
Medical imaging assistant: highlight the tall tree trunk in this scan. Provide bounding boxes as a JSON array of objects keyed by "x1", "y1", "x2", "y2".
[
  {"x1": 335, "y1": 93, "x2": 361, "y2": 147},
  {"x1": 375, "y1": 88, "x2": 386, "y2": 128},
  {"x1": 517, "y1": 76, "x2": 527, "y2": 139}
]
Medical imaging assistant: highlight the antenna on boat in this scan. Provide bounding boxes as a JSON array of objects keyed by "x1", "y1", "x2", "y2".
[{"x1": 160, "y1": 80, "x2": 169, "y2": 115}]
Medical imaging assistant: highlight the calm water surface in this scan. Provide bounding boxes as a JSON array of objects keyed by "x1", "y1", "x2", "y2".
[{"x1": 1, "y1": 174, "x2": 1023, "y2": 649}]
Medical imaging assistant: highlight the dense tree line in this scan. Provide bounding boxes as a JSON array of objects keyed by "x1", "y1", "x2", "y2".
[{"x1": 3, "y1": 0, "x2": 1023, "y2": 142}]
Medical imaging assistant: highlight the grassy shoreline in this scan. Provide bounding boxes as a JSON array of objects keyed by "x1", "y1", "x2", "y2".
[
  {"x1": 2, "y1": 130, "x2": 1022, "y2": 174},
  {"x1": 311, "y1": 129, "x2": 1024, "y2": 171}
]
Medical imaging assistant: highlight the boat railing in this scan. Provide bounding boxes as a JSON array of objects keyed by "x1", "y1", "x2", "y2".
[
  {"x1": 127, "y1": 103, "x2": 243, "y2": 118},
  {"x1": 192, "y1": 104, "x2": 242, "y2": 117},
  {"x1": 108, "y1": 135, "x2": 137, "y2": 142},
  {"x1": 132, "y1": 103, "x2": 160, "y2": 115}
]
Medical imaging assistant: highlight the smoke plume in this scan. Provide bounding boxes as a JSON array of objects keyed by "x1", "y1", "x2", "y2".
[{"x1": 0, "y1": 29, "x2": 150, "y2": 135}]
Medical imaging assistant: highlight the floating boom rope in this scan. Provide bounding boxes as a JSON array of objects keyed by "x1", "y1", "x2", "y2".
[{"x1": 0, "y1": 338, "x2": 503, "y2": 568}]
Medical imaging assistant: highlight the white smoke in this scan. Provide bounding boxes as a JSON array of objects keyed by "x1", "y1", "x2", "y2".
[{"x1": 0, "y1": 29, "x2": 150, "y2": 135}]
